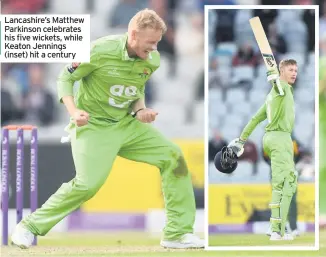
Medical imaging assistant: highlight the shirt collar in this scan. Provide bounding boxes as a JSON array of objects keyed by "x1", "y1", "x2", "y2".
[
  {"x1": 285, "y1": 81, "x2": 294, "y2": 93},
  {"x1": 122, "y1": 33, "x2": 135, "y2": 61},
  {"x1": 280, "y1": 79, "x2": 294, "y2": 93}
]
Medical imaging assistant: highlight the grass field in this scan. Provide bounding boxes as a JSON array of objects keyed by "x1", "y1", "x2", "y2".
[
  {"x1": 1, "y1": 230, "x2": 325, "y2": 257},
  {"x1": 209, "y1": 232, "x2": 315, "y2": 247}
]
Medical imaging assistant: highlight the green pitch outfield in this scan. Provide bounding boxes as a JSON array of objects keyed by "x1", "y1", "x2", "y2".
[
  {"x1": 1, "y1": 230, "x2": 325, "y2": 257},
  {"x1": 209, "y1": 232, "x2": 315, "y2": 247}
]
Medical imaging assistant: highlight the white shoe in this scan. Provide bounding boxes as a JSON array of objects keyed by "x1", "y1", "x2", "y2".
[
  {"x1": 266, "y1": 225, "x2": 283, "y2": 237},
  {"x1": 266, "y1": 226, "x2": 272, "y2": 236},
  {"x1": 283, "y1": 233, "x2": 294, "y2": 240},
  {"x1": 291, "y1": 229, "x2": 301, "y2": 237},
  {"x1": 160, "y1": 233, "x2": 205, "y2": 249},
  {"x1": 270, "y1": 232, "x2": 282, "y2": 241},
  {"x1": 11, "y1": 223, "x2": 35, "y2": 249}
]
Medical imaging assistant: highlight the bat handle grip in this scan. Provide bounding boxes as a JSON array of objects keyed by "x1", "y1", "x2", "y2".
[{"x1": 276, "y1": 79, "x2": 284, "y2": 96}]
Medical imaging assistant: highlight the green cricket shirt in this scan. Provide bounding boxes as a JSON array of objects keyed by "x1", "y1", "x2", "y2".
[
  {"x1": 57, "y1": 33, "x2": 160, "y2": 124},
  {"x1": 240, "y1": 80, "x2": 295, "y2": 141}
]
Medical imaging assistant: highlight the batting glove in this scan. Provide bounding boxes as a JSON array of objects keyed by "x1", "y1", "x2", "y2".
[
  {"x1": 266, "y1": 70, "x2": 279, "y2": 84},
  {"x1": 228, "y1": 138, "x2": 245, "y2": 157}
]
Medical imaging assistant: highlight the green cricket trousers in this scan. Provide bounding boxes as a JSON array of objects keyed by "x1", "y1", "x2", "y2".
[
  {"x1": 263, "y1": 131, "x2": 298, "y2": 236},
  {"x1": 22, "y1": 115, "x2": 196, "y2": 240}
]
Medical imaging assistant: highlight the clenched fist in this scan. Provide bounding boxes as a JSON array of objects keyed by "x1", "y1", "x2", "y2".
[
  {"x1": 73, "y1": 109, "x2": 89, "y2": 127},
  {"x1": 135, "y1": 108, "x2": 158, "y2": 123}
]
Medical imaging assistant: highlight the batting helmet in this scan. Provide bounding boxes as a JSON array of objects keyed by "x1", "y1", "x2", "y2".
[{"x1": 214, "y1": 146, "x2": 238, "y2": 174}]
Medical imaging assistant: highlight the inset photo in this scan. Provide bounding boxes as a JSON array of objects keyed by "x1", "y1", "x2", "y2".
[{"x1": 206, "y1": 5, "x2": 318, "y2": 250}]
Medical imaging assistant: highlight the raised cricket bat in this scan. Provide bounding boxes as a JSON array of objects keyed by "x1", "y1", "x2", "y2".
[{"x1": 249, "y1": 16, "x2": 284, "y2": 95}]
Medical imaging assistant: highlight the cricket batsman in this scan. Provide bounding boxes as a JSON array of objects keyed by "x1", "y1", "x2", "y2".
[
  {"x1": 11, "y1": 9, "x2": 204, "y2": 249},
  {"x1": 228, "y1": 59, "x2": 298, "y2": 240}
]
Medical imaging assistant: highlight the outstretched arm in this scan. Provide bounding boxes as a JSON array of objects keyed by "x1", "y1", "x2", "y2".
[
  {"x1": 240, "y1": 103, "x2": 267, "y2": 141},
  {"x1": 228, "y1": 103, "x2": 267, "y2": 157}
]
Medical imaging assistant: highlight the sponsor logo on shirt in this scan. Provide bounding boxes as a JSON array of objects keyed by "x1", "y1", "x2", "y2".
[
  {"x1": 139, "y1": 68, "x2": 150, "y2": 79},
  {"x1": 108, "y1": 68, "x2": 120, "y2": 76}
]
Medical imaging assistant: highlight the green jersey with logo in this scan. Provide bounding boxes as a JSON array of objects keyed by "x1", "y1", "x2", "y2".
[
  {"x1": 57, "y1": 34, "x2": 160, "y2": 124},
  {"x1": 240, "y1": 80, "x2": 295, "y2": 140},
  {"x1": 27, "y1": 36, "x2": 195, "y2": 242}
]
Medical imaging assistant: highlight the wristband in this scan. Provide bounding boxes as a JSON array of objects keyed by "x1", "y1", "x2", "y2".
[
  {"x1": 132, "y1": 108, "x2": 144, "y2": 118},
  {"x1": 67, "y1": 65, "x2": 76, "y2": 74},
  {"x1": 239, "y1": 138, "x2": 246, "y2": 144}
]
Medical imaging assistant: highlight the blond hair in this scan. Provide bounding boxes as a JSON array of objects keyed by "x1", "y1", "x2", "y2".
[
  {"x1": 279, "y1": 59, "x2": 297, "y2": 70},
  {"x1": 129, "y1": 8, "x2": 167, "y2": 34}
]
